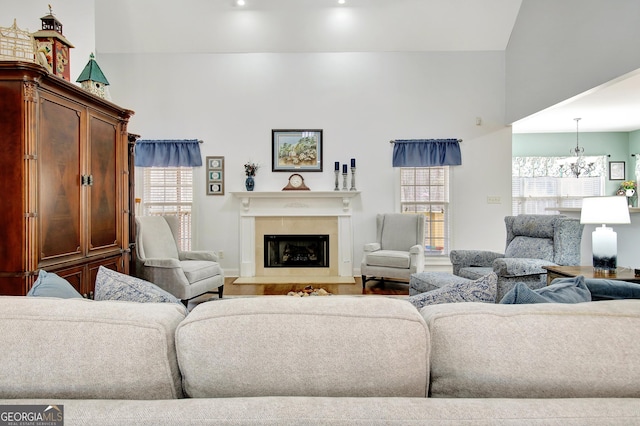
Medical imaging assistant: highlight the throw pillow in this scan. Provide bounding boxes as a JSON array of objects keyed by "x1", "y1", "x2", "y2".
[
  {"x1": 408, "y1": 272, "x2": 497, "y2": 309},
  {"x1": 27, "y1": 270, "x2": 83, "y2": 298},
  {"x1": 499, "y1": 275, "x2": 591, "y2": 304},
  {"x1": 94, "y1": 266, "x2": 187, "y2": 312},
  {"x1": 584, "y1": 278, "x2": 640, "y2": 300}
]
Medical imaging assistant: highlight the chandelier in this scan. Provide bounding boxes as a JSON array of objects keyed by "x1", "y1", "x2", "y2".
[{"x1": 565, "y1": 118, "x2": 595, "y2": 178}]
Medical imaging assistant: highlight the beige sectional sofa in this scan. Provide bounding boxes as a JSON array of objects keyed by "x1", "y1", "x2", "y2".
[{"x1": 1, "y1": 295, "x2": 639, "y2": 425}]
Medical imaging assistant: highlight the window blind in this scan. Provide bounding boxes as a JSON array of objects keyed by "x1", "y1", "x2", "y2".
[
  {"x1": 142, "y1": 167, "x2": 193, "y2": 250},
  {"x1": 400, "y1": 167, "x2": 450, "y2": 256}
]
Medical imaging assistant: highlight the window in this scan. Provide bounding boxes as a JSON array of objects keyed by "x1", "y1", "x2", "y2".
[
  {"x1": 512, "y1": 156, "x2": 606, "y2": 215},
  {"x1": 142, "y1": 167, "x2": 193, "y2": 250},
  {"x1": 400, "y1": 167, "x2": 450, "y2": 256},
  {"x1": 512, "y1": 176, "x2": 603, "y2": 214}
]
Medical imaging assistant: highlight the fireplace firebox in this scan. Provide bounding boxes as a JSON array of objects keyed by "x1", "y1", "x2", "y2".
[{"x1": 264, "y1": 235, "x2": 329, "y2": 268}]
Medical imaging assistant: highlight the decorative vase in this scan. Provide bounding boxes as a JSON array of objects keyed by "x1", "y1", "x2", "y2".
[
  {"x1": 626, "y1": 189, "x2": 636, "y2": 207},
  {"x1": 245, "y1": 176, "x2": 255, "y2": 191}
]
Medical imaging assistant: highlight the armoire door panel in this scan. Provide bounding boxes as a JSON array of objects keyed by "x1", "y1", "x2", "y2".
[
  {"x1": 38, "y1": 96, "x2": 82, "y2": 261},
  {"x1": 54, "y1": 265, "x2": 84, "y2": 295},
  {"x1": 88, "y1": 115, "x2": 120, "y2": 252},
  {"x1": 88, "y1": 256, "x2": 122, "y2": 287}
]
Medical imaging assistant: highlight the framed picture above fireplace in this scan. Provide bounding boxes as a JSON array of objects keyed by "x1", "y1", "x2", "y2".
[{"x1": 272, "y1": 129, "x2": 323, "y2": 172}]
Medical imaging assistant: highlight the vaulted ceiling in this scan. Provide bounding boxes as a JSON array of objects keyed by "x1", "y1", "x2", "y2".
[
  {"x1": 95, "y1": 0, "x2": 522, "y2": 53},
  {"x1": 94, "y1": 0, "x2": 640, "y2": 133}
]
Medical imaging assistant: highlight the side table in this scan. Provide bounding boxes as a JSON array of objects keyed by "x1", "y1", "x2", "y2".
[{"x1": 543, "y1": 265, "x2": 640, "y2": 285}]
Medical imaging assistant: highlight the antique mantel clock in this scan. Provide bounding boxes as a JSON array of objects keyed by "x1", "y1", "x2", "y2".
[{"x1": 282, "y1": 173, "x2": 310, "y2": 191}]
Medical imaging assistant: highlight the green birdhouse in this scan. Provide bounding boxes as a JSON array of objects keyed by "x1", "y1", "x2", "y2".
[{"x1": 76, "y1": 52, "x2": 110, "y2": 99}]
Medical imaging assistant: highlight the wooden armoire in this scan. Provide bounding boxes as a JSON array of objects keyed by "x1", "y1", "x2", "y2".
[{"x1": 0, "y1": 61, "x2": 134, "y2": 297}]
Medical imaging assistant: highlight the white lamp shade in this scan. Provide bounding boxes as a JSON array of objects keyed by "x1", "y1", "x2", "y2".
[{"x1": 580, "y1": 196, "x2": 631, "y2": 225}]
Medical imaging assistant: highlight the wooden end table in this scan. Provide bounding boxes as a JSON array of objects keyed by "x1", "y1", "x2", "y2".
[{"x1": 543, "y1": 265, "x2": 640, "y2": 285}]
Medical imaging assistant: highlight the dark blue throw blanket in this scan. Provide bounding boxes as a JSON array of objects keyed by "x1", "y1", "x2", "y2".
[{"x1": 500, "y1": 275, "x2": 640, "y2": 304}]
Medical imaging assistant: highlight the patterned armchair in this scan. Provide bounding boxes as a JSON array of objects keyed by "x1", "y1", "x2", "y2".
[{"x1": 450, "y1": 215, "x2": 584, "y2": 301}]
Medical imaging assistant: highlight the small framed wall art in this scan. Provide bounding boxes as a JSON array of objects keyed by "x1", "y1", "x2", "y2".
[
  {"x1": 272, "y1": 129, "x2": 323, "y2": 172},
  {"x1": 609, "y1": 161, "x2": 625, "y2": 180},
  {"x1": 206, "y1": 156, "x2": 225, "y2": 195}
]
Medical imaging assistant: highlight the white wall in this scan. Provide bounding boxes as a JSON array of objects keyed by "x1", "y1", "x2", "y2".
[{"x1": 100, "y1": 51, "x2": 513, "y2": 275}]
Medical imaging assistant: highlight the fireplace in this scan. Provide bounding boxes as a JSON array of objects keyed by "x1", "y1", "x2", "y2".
[
  {"x1": 231, "y1": 191, "x2": 359, "y2": 279},
  {"x1": 264, "y1": 235, "x2": 329, "y2": 268}
]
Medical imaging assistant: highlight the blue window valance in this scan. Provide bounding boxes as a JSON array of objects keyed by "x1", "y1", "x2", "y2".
[
  {"x1": 134, "y1": 139, "x2": 203, "y2": 167},
  {"x1": 392, "y1": 139, "x2": 462, "y2": 167}
]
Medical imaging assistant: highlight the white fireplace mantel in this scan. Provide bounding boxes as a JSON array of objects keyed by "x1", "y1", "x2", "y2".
[
  {"x1": 231, "y1": 191, "x2": 360, "y2": 277},
  {"x1": 231, "y1": 191, "x2": 360, "y2": 213}
]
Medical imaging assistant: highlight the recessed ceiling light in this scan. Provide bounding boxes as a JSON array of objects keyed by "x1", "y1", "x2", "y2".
[
  {"x1": 338, "y1": 0, "x2": 346, "y2": 4},
  {"x1": 236, "y1": 0, "x2": 245, "y2": 6}
]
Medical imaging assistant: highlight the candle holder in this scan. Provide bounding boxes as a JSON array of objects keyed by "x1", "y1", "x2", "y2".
[
  {"x1": 350, "y1": 167, "x2": 357, "y2": 191},
  {"x1": 342, "y1": 171, "x2": 348, "y2": 191},
  {"x1": 334, "y1": 170, "x2": 340, "y2": 191}
]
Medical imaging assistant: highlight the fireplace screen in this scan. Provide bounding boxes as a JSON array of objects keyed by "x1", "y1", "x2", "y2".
[{"x1": 264, "y1": 234, "x2": 329, "y2": 268}]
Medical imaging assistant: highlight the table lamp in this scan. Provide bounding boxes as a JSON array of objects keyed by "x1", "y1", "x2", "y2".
[{"x1": 580, "y1": 196, "x2": 630, "y2": 273}]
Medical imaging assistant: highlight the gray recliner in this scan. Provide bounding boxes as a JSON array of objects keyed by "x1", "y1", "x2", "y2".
[
  {"x1": 135, "y1": 215, "x2": 224, "y2": 304},
  {"x1": 361, "y1": 213, "x2": 425, "y2": 288},
  {"x1": 450, "y1": 214, "x2": 584, "y2": 301}
]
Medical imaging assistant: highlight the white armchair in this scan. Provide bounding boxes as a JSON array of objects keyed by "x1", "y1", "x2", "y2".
[
  {"x1": 361, "y1": 213, "x2": 425, "y2": 288},
  {"x1": 135, "y1": 215, "x2": 224, "y2": 304}
]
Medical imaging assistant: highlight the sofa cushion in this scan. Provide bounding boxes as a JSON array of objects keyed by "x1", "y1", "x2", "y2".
[
  {"x1": 10, "y1": 397, "x2": 640, "y2": 424},
  {"x1": 504, "y1": 236, "x2": 554, "y2": 261},
  {"x1": 584, "y1": 278, "x2": 640, "y2": 300},
  {"x1": 408, "y1": 273, "x2": 497, "y2": 309},
  {"x1": 26, "y1": 270, "x2": 82, "y2": 299},
  {"x1": 364, "y1": 250, "x2": 410, "y2": 269},
  {"x1": 457, "y1": 266, "x2": 493, "y2": 280},
  {"x1": 509, "y1": 214, "x2": 557, "y2": 239},
  {"x1": 176, "y1": 296, "x2": 429, "y2": 398},
  {"x1": 180, "y1": 260, "x2": 223, "y2": 283},
  {"x1": 94, "y1": 266, "x2": 186, "y2": 313},
  {"x1": 421, "y1": 300, "x2": 640, "y2": 398},
  {"x1": 0, "y1": 296, "x2": 186, "y2": 399},
  {"x1": 499, "y1": 276, "x2": 591, "y2": 304}
]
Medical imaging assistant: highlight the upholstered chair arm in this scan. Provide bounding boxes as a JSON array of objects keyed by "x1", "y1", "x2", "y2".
[
  {"x1": 409, "y1": 244, "x2": 423, "y2": 255},
  {"x1": 409, "y1": 244, "x2": 425, "y2": 273},
  {"x1": 139, "y1": 259, "x2": 189, "y2": 299},
  {"x1": 363, "y1": 242, "x2": 381, "y2": 252},
  {"x1": 450, "y1": 250, "x2": 504, "y2": 275},
  {"x1": 493, "y1": 258, "x2": 556, "y2": 278},
  {"x1": 143, "y1": 258, "x2": 182, "y2": 268},
  {"x1": 180, "y1": 251, "x2": 219, "y2": 262}
]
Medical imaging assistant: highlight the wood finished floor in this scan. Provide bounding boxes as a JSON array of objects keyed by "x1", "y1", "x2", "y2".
[
  {"x1": 188, "y1": 276, "x2": 409, "y2": 308},
  {"x1": 188, "y1": 277, "x2": 409, "y2": 310},
  {"x1": 224, "y1": 276, "x2": 409, "y2": 296}
]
